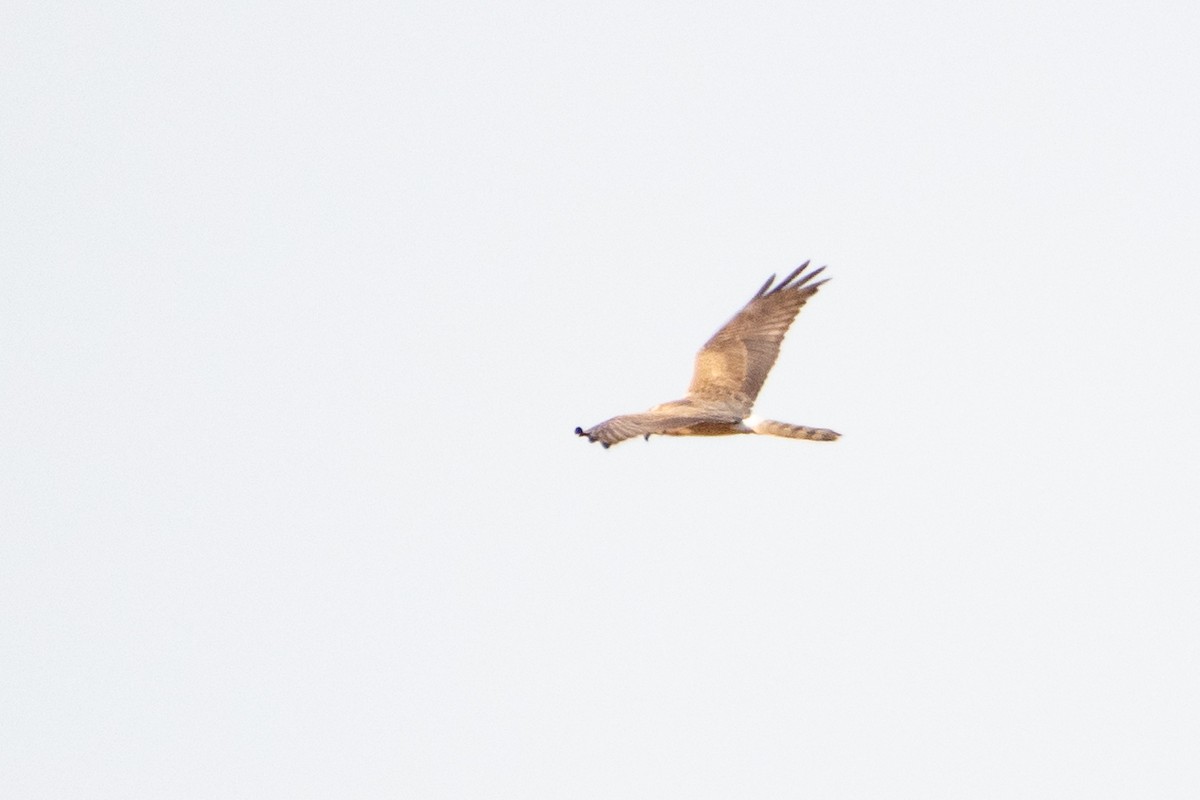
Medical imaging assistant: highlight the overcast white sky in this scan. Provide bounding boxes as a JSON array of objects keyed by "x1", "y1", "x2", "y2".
[{"x1": 3, "y1": 1, "x2": 1199, "y2": 797}]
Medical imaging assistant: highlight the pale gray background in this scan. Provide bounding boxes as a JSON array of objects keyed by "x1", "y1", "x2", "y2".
[{"x1": 3, "y1": 1, "x2": 1199, "y2": 797}]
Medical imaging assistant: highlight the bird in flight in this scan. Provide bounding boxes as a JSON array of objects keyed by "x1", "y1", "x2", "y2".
[{"x1": 575, "y1": 262, "x2": 839, "y2": 449}]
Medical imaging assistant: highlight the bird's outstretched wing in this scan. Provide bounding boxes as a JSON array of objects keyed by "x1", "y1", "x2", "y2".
[
  {"x1": 575, "y1": 407, "x2": 737, "y2": 448},
  {"x1": 686, "y1": 262, "x2": 827, "y2": 415}
]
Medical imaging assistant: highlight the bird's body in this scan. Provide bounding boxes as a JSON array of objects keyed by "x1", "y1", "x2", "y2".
[{"x1": 575, "y1": 262, "x2": 839, "y2": 449}]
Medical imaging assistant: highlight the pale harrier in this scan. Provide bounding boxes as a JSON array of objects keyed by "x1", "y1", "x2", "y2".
[{"x1": 575, "y1": 262, "x2": 839, "y2": 449}]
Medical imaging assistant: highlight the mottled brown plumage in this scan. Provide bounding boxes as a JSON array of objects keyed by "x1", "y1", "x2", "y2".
[{"x1": 575, "y1": 262, "x2": 839, "y2": 448}]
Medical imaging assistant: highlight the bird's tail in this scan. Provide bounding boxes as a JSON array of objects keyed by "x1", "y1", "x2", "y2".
[{"x1": 750, "y1": 419, "x2": 840, "y2": 441}]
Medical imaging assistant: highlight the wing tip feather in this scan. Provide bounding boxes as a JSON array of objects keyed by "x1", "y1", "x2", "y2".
[
  {"x1": 767, "y1": 261, "x2": 832, "y2": 294},
  {"x1": 755, "y1": 260, "x2": 833, "y2": 298}
]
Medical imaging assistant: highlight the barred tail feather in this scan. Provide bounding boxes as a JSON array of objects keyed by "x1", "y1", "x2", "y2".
[{"x1": 751, "y1": 419, "x2": 840, "y2": 441}]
